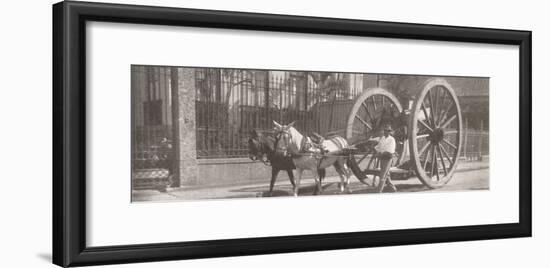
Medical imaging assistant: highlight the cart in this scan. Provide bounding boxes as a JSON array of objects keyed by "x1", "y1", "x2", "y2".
[{"x1": 345, "y1": 78, "x2": 463, "y2": 189}]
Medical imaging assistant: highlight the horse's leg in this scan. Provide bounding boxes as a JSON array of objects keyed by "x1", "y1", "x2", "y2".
[
  {"x1": 342, "y1": 161, "x2": 353, "y2": 194},
  {"x1": 317, "y1": 168, "x2": 326, "y2": 189},
  {"x1": 334, "y1": 161, "x2": 349, "y2": 194},
  {"x1": 286, "y1": 169, "x2": 295, "y2": 187},
  {"x1": 318, "y1": 169, "x2": 326, "y2": 181},
  {"x1": 269, "y1": 168, "x2": 280, "y2": 196},
  {"x1": 310, "y1": 168, "x2": 321, "y2": 195},
  {"x1": 294, "y1": 168, "x2": 303, "y2": 197},
  {"x1": 332, "y1": 162, "x2": 344, "y2": 193}
]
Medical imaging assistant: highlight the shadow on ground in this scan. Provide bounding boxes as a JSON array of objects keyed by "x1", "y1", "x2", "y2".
[{"x1": 227, "y1": 181, "x2": 422, "y2": 197}]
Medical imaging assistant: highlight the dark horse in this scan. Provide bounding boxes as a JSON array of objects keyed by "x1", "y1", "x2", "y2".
[{"x1": 248, "y1": 129, "x2": 326, "y2": 196}]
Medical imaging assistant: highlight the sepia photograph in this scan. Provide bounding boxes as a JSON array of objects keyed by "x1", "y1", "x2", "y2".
[{"x1": 131, "y1": 66, "x2": 489, "y2": 202}]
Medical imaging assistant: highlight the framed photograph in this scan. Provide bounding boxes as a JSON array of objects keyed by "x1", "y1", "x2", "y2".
[{"x1": 53, "y1": 1, "x2": 531, "y2": 267}]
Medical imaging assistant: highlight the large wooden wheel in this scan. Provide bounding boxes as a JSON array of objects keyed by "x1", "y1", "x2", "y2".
[
  {"x1": 346, "y1": 88, "x2": 405, "y2": 184},
  {"x1": 409, "y1": 78, "x2": 462, "y2": 188}
]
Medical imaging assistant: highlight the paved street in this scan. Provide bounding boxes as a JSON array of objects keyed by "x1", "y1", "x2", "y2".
[{"x1": 132, "y1": 161, "x2": 489, "y2": 202}]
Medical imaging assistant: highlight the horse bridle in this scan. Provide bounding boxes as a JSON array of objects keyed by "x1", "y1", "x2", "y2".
[
  {"x1": 274, "y1": 129, "x2": 293, "y2": 157},
  {"x1": 248, "y1": 137, "x2": 271, "y2": 166}
]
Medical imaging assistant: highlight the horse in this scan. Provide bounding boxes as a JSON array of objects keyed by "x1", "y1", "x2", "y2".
[
  {"x1": 273, "y1": 121, "x2": 354, "y2": 196},
  {"x1": 247, "y1": 129, "x2": 326, "y2": 196}
]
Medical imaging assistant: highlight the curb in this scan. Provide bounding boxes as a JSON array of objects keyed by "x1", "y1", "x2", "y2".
[{"x1": 164, "y1": 165, "x2": 489, "y2": 193}]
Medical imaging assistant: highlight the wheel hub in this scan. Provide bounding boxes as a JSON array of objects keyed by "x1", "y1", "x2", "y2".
[{"x1": 430, "y1": 128, "x2": 445, "y2": 143}]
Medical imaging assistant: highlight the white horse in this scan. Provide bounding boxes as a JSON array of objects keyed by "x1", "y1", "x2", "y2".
[{"x1": 273, "y1": 121, "x2": 353, "y2": 196}]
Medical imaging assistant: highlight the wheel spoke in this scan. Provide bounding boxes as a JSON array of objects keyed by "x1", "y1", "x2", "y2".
[
  {"x1": 372, "y1": 95, "x2": 377, "y2": 111},
  {"x1": 421, "y1": 103, "x2": 432, "y2": 128},
  {"x1": 442, "y1": 138, "x2": 457, "y2": 150},
  {"x1": 438, "y1": 102, "x2": 454, "y2": 128},
  {"x1": 440, "y1": 114, "x2": 457, "y2": 129},
  {"x1": 444, "y1": 130, "x2": 458, "y2": 135},
  {"x1": 367, "y1": 155, "x2": 375, "y2": 169},
  {"x1": 439, "y1": 143, "x2": 453, "y2": 165},
  {"x1": 423, "y1": 144, "x2": 432, "y2": 171},
  {"x1": 428, "y1": 90, "x2": 437, "y2": 128},
  {"x1": 357, "y1": 153, "x2": 369, "y2": 165},
  {"x1": 417, "y1": 133, "x2": 430, "y2": 140},
  {"x1": 437, "y1": 144, "x2": 448, "y2": 176},
  {"x1": 355, "y1": 115, "x2": 372, "y2": 130},
  {"x1": 361, "y1": 102, "x2": 374, "y2": 122},
  {"x1": 435, "y1": 148, "x2": 441, "y2": 180},
  {"x1": 433, "y1": 87, "x2": 439, "y2": 126},
  {"x1": 418, "y1": 141, "x2": 431, "y2": 158},
  {"x1": 437, "y1": 90, "x2": 448, "y2": 126},
  {"x1": 419, "y1": 119, "x2": 434, "y2": 133},
  {"x1": 431, "y1": 145, "x2": 437, "y2": 179}
]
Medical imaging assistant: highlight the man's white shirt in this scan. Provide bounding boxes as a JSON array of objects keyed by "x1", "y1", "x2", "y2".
[{"x1": 374, "y1": 135, "x2": 396, "y2": 154}]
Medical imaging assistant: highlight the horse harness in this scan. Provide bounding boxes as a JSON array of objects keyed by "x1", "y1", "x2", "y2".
[
  {"x1": 276, "y1": 130, "x2": 349, "y2": 170},
  {"x1": 298, "y1": 134, "x2": 349, "y2": 170}
]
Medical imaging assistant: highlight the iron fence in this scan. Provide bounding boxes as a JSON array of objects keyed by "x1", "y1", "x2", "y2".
[
  {"x1": 131, "y1": 66, "x2": 175, "y2": 189},
  {"x1": 131, "y1": 67, "x2": 490, "y2": 163},
  {"x1": 461, "y1": 130, "x2": 489, "y2": 161},
  {"x1": 195, "y1": 69, "x2": 363, "y2": 158}
]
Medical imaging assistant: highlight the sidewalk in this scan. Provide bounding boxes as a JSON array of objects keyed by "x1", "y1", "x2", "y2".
[
  {"x1": 453, "y1": 160, "x2": 489, "y2": 173},
  {"x1": 132, "y1": 160, "x2": 489, "y2": 202}
]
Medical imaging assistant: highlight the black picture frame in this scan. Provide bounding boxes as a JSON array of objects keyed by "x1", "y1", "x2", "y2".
[{"x1": 52, "y1": 1, "x2": 532, "y2": 267}]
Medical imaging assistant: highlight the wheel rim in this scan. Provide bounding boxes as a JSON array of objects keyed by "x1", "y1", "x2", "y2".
[
  {"x1": 346, "y1": 88, "x2": 404, "y2": 182},
  {"x1": 409, "y1": 78, "x2": 462, "y2": 188}
]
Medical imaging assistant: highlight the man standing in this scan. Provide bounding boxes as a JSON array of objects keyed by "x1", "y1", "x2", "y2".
[{"x1": 375, "y1": 124, "x2": 397, "y2": 193}]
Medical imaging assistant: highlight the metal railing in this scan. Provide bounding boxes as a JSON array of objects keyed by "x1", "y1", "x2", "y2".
[
  {"x1": 461, "y1": 130, "x2": 489, "y2": 161},
  {"x1": 195, "y1": 69, "x2": 362, "y2": 159},
  {"x1": 132, "y1": 67, "x2": 490, "y2": 162}
]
